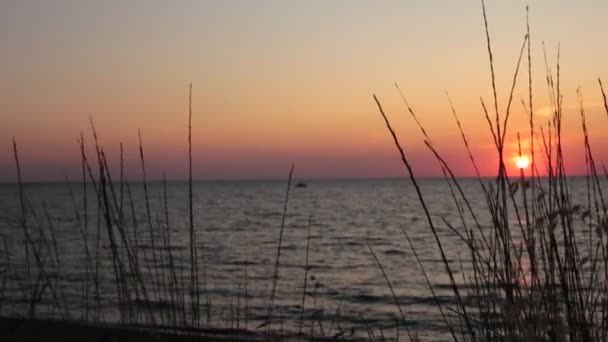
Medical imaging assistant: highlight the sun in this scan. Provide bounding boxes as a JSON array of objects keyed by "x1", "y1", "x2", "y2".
[{"x1": 515, "y1": 156, "x2": 529, "y2": 169}]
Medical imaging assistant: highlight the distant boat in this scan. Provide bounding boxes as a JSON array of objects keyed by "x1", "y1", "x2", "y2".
[{"x1": 295, "y1": 182, "x2": 308, "y2": 188}]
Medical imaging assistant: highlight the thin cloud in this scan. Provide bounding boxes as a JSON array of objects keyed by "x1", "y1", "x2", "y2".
[{"x1": 535, "y1": 101, "x2": 606, "y2": 117}]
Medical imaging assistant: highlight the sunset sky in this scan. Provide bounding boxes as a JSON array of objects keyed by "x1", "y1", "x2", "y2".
[{"x1": 1, "y1": 0, "x2": 608, "y2": 181}]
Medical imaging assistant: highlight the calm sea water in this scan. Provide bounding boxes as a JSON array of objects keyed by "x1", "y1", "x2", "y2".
[{"x1": 0, "y1": 177, "x2": 600, "y2": 340}]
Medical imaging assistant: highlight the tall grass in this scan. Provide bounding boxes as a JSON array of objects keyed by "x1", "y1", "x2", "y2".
[
  {"x1": 2, "y1": 88, "x2": 317, "y2": 341},
  {"x1": 372, "y1": 1, "x2": 608, "y2": 341}
]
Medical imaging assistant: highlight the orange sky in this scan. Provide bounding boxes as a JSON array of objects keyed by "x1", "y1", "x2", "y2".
[{"x1": 1, "y1": 1, "x2": 608, "y2": 181}]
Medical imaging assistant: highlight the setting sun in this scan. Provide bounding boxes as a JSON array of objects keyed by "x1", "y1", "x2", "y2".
[{"x1": 515, "y1": 156, "x2": 529, "y2": 169}]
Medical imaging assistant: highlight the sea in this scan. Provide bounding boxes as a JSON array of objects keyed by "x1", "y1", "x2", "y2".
[{"x1": 0, "y1": 177, "x2": 602, "y2": 340}]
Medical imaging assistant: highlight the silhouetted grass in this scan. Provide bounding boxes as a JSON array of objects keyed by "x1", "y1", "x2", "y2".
[
  {"x1": 3, "y1": 89, "x2": 329, "y2": 341},
  {"x1": 371, "y1": 1, "x2": 608, "y2": 341}
]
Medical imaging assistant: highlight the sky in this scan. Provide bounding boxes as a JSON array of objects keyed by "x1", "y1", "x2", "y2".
[{"x1": 1, "y1": 0, "x2": 608, "y2": 181}]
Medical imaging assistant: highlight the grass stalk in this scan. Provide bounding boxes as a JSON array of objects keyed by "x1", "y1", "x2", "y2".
[{"x1": 266, "y1": 164, "x2": 294, "y2": 335}]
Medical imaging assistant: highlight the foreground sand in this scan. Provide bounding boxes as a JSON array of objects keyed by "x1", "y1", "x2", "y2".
[{"x1": 0, "y1": 316, "x2": 266, "y2": 342}]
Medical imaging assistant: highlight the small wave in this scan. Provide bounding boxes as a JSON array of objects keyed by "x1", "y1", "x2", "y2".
[
  {"x1": 344, "y1": 293, "x2": 459, "y2": 307},
  {"x1": 383, "y1": 248, "x2": 406, "y2": 256}
]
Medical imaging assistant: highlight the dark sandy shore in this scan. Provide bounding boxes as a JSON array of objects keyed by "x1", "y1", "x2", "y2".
[{"x1": 0, "y1": 316, "x2": 266, "y2": 342}]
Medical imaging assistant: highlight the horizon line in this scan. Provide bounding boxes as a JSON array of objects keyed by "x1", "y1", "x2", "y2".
[{"x1": 0, "y1": 173, "x2": 594, "y2": 185}]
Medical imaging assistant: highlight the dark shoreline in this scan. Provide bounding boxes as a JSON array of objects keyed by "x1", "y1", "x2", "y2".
[{"x1": 0, "y1": 316, "x2": 265, "y2": 342}]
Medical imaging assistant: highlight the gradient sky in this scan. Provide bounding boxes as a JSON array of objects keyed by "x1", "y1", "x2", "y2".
[{"x1": 1, "y1": 0, "x2": 608, "y2": 181}]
